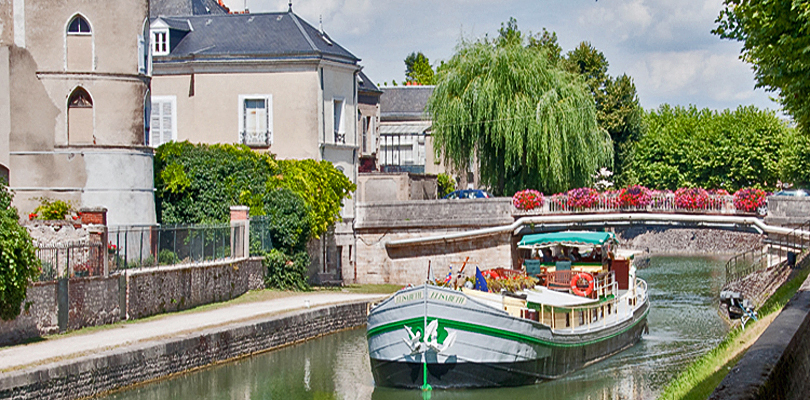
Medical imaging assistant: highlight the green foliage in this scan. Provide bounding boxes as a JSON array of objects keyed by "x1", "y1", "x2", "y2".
[
  {"x1": 404, "y1": 52, "x2": 435, "y2": 85},
  {"x1": 437, "y1": 173, "x2": 455, "y2": 198},
  {"x1": 428, "y1": 23, "x2": 612, "y2": 196},
  {"x1": 273, "y1": 159, "x2": 355, "y2": 239},
  {"x1": 158, "y1": 249, "x2": 179, "y2": 266},
  {"x1": 0, "y1": 184, "x2": 40, "y2": 321},
  {"x1": 714, "y1": 1, "x2": 810, "y2": 133},
  {"x1": 631, "y1": 105, "x2": 797, "y2": 191},
  {"x1": 261, "y1": 188, "x2": 312, "y2": 255},
  {"x1": 154, "y1": 142, "x2": 353, "y2": 240},
  {"x1": 155, "y1": 142, "x2": 279, "y2": 224},
  {"x1": 563, "y1": 43, "x2": 644, "y2": 185},
  {"x1": 33, "y1": 198, "x2": 73, "y2": 220},
  {"x1": 261, "y1": 249, "x2": 311, "y2": 291}
]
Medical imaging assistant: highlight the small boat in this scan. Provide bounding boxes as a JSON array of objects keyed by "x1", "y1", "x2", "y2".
[{"x1": 366, "y1": 231, "x2": 649, "y2": 389}]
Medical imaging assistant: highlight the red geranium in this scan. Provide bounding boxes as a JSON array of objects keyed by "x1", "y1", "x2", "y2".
[
  {"x1": 733, "y1": 187, "x2": 766, "y2": 213},
  {"x1": 618, "y1": 185, "x2": 652, "y2": 208},
  {"x1": 675, "y1": 187, "x2": 710, "y2": 210},
  {"x1": 512, "y1": 189, "x2": 544, "y2": 210},
  {"x1": 566, "y1": 187, "x2": 600, "y2": 210}
]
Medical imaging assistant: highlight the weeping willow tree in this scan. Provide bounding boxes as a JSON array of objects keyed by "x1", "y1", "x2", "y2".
[{"x1": 428, "y1": 39, "x2": 613, "y2": 195}]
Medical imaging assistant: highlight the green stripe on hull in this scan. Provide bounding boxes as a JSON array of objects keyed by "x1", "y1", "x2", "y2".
[{"x1": 368, "y1": 306, "x2": 649, "y2": 349}]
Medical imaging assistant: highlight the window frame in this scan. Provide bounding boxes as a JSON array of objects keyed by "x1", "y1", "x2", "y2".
[
  {"x1": 238, "y1": 94, "x2": 273, "y2": 147},
  {"x1": 151, "y1": 29, "x2": 169, "y2": 56},
  {"x1": 333, "y1": 98, "x2": 345, "y2": 144},
  {"x1": 67, "y1": 15, "x2": 92, "y2": 35},
  {"x1": 150, "y1": 95, "x2": 177, "y2": 147}
]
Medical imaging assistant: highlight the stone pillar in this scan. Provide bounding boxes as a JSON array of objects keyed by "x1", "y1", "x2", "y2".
[
  {"x1": 230, "y1": 206, "x2": 250, "y2": 258},
  {"x1": 80, "y1": 207, "x2": 108, "y2": 276}
]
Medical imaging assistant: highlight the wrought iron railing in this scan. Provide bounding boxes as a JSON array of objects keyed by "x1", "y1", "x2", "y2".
[
  {"x1": 107, "y1": 223, "x2": 244, "y2": 272},
  {"x1": 35, "y1": 239, "x2": 104, "y2": 281},
  {"x1": 239, "y1": 130, "x2": 271, "y2": 147},
  {"x1": 519, "y1": 193, "x2": 743, "y2": 215},
  {"x1": 724, "y1": 219, "x2": 810, "y2": 285}
]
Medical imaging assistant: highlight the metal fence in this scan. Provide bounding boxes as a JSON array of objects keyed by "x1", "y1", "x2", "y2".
[
  {"x1": 249, "y1": 216, "x2": 274, "y2": 256},
  {"x1": 531, "y1": 193, "x2": 740, "y2": 215},
  {"x1": 36, "y1": 239, "x2": 104, "y2": 281},
  {"x1": 108, "y1": 223, "x2": 244, "y2": 273},
  {"x1": 725, "y1": 219, "x2": 810, "y2": 284}
]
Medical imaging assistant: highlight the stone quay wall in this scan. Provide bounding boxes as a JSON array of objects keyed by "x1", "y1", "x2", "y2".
[
  {"x1": 710, "y1": 253, "x2": 810, "y2": 400},
  {"x1": 0, "y1": 302, "x2": 371, "y2": 400},
  {"x1": 355, "y1": 199, "x2": 514, "y2": 285},
  {"x1": 0, "y1": 257, "x2": 264, "y2": 346},
  {"x1": 126, "y1": 257, "x2": 264, "y2": 319}
]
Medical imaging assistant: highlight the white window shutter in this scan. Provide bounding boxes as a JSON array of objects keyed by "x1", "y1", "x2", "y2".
[
  {"x1": 150, "y1": 100, "x2": 162, "y2": 146},
  {"x1": 161, "y1": 101, "x2": 173, "y2": 144},
  {"x1": 137, "y1": 35, "x2": 145, "y2": 74}
]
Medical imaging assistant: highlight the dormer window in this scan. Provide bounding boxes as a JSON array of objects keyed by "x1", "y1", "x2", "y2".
[{"x1": 152, "y1": 29, "x2": 168, "y2": 55}]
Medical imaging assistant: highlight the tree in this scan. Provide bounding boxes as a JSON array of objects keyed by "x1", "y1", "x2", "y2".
[
  {"x1": 428, "y1": 29, "x2": 612, "y2": 195},
  {"x1": 564, "y1": 42, "x2": 644, "y2": 185},
  {"x1": 0, "y1": 183, "x2": 40, "y2": 321},
  {"x1": 404, "y1": 52, "x2": 435, "y2": 85},
  {"x1": 714, "y1": 1, "x2": 810, "y2": 132},
  {"x1": 631, "y1": 104, "x2": 795, "y2": 191}
]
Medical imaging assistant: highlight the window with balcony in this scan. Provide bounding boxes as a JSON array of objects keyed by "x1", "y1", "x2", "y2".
[{"x1": 239, "y1": 95, "x2": 273, "y2": 147}]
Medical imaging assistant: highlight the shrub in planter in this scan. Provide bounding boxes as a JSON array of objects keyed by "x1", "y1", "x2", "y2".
[
  {"x1": 566, "y1": 187, "x2": 600, "y2": 210},
  {"x1": 733, "y1": 187, "x2": 767, "y2": 213},
  {"x1": 512, "y1": 189, "x2": 544, "y2": 210},
  {"x1": 674, "y1": 187, "x2": 710, "y2": 210},
  {"x1": 618, "y1": 185, "x2": 652, "y2": 208}
]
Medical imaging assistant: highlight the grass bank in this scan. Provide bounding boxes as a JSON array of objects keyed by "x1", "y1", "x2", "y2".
[{"x1": 658, "y1": 266, "x2": 810, "y2": 400}]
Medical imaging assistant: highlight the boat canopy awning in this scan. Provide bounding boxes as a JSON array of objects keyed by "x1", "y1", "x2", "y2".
[{"x1": 518, "y1": 231, "x2": 616, "y2": 248}]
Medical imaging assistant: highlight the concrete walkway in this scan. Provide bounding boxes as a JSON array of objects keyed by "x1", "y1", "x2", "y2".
[{"x1": 0, "y1": 291, "x2": 386, "y2": 373}]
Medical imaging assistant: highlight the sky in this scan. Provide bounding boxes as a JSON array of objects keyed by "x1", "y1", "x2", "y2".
[{"x1": 246, "y1": 0, "x2": 779, "y2": 113}]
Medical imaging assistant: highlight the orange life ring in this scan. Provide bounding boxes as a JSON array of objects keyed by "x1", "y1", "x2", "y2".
[{"x1": 570, "y1": 272, "x2": 595, "y2": 297}]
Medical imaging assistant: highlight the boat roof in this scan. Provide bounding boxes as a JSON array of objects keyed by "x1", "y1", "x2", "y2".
[
  {"x1": 518, "y1": 231, "x2": 616, "y2": 248},
  {"x1": 522, "y1": 286, "x2": 599, "y2": 307}
]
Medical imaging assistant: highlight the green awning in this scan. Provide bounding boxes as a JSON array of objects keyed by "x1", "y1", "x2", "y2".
[{"x1": 518, "y1": 231, "x2": 615, "y2": 247}]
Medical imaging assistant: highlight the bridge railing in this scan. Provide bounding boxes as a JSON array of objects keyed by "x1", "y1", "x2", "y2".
[
  {"x1": 522, "y1": 193, "x2": 738, "y2": 215},
  {"x1": 725, "y1": 219, "x2": 810, "y2": 285}
]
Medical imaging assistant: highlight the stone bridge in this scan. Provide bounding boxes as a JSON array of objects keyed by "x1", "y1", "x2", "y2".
[{"x1": 353, "y1": 197, "x2": 810, "y2": 285}]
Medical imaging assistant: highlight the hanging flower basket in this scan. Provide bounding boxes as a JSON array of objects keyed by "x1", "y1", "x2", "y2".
[
  {"x1": 733, "y1": 187, "x2": 767, "y2": 214},
  {"x1": 618, "y1": 185, "x2": 652, "y2": 208},
  {"x1": 512, "y1": 189, "x2": 544, "y2": 211}
]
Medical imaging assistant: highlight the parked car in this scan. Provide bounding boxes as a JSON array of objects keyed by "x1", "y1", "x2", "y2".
[
  {"x1": 443, "y1": 189, "x2": 494, "y2": 199},
  {"x1": 773, "y1": 189, "x2": 809, "y2": 197}
]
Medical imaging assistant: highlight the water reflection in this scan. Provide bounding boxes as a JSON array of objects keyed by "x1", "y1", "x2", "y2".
[{"x1": 103, "y1": 256, "x2": 728, "y2": 400}]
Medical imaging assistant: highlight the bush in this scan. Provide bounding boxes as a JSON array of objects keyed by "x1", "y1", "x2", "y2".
[
  {"x1": 33, "y1": 198, "x2": 73, "y2": 220},
  {"x1": 618, "y1": 185, "x2": 652, "y2": 208},
  {"x1": 262, "y1": 188, "x2": 312, "y2": 255},
  {"x1": 437, "y1": 173, "x2": 455, "y2": 198},
  {"x1": 733, "y1": 187, "x2": 767, "y2": 213},
  {"x1": 674, "y1": 187, "x2": 710, "y2": 210},
  {"x1": 262, "y1": 249, "x2": 311, "y2": 291},
  {"x1": 158, "y1": 249, "x2": 180, "y2": 265},
  {"x1": 0, "y1": 184, "x2": 40, "y2": 320},
  {"x1": 512, "y1": 189, "x2": 544, "y2": 210}
]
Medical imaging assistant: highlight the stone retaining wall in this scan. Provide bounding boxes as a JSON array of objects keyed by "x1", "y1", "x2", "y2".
[
  {"x1": 710, "y1": 268, "x2": 810, "y2": 400},
  {"x1": 616, "y1": 226, "x2": 763, "y2": 255},
  {"x1": 126, "y1": 257, "x2": 264, "y2": 319},
  {"x1": 0, "y1": 302, "x2": 371, "y2": 400},
  {"x1": 0, "y1": 257, "x2": 264, "y2": 346}
]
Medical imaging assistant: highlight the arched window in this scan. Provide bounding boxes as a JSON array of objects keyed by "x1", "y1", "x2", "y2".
[
  {"x1": 66, "y1": 14, "x2": 93, "y2": 71},
  {"x1": 68, "y1": 87, "x2": 93, "y2": 144},
  {"x1": 67, "y1": 16, "x2": 91, "y2": 34}
]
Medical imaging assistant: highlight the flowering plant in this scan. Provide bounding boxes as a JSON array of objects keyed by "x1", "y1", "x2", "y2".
[
  {"x1": 674, "y1": 187, "x2": 710, "y2": 210},
  {"x1": 733, "y1": 187, "x2": 767, "y2": 213},
  {"x1": 108, "y1": 243, "x2": 117, "y2": 254},
  {"x1": 618, "y1": 185, "x2": 652, "y2": 208},
  {"x1": 566, "y1": 187, "x2": 600, "y2": 210},
  {"x1": 512, "y1": 189, "x2": 544, "y2": 210},
  {"x1": 28, "y1": 212, "x2": 37, "y2": 220}
]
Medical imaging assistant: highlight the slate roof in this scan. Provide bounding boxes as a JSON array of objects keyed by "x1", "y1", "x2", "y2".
[
  {"x1": 150, "y1": 0, "x2": 228, "y2": 18},
  {"x1": 358, "y1": 71, "x2": 382, "y2": 94},
  {"x1": 379, "y1": 86, "x2": 434, "y2": 121},
  {"x1": 155, "y1": 11, "x2": 359, "y2": 64}
]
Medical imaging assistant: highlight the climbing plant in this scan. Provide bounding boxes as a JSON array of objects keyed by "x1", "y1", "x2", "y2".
[{"x1": 0, "y1": 182, "x2": 40, "y2": 321}]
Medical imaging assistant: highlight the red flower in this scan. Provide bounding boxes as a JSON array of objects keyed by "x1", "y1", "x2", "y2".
[{"x1": 28, "y1": 213, "x2": 37, "y2": 220}]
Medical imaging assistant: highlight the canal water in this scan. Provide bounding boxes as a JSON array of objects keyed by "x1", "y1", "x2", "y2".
[{"x1": 103, "y1": 256, "x2": 729, "y2": 400}]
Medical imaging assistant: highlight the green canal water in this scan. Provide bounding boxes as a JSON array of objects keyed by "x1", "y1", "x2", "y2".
[{"x1": 103, "y1": 256, "x2": 729, "y2": 400}]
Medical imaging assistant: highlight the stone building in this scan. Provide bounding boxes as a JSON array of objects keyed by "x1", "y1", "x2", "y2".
[{"x1": 0, "y1": 0, "x2": 155, "y2": 226}]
